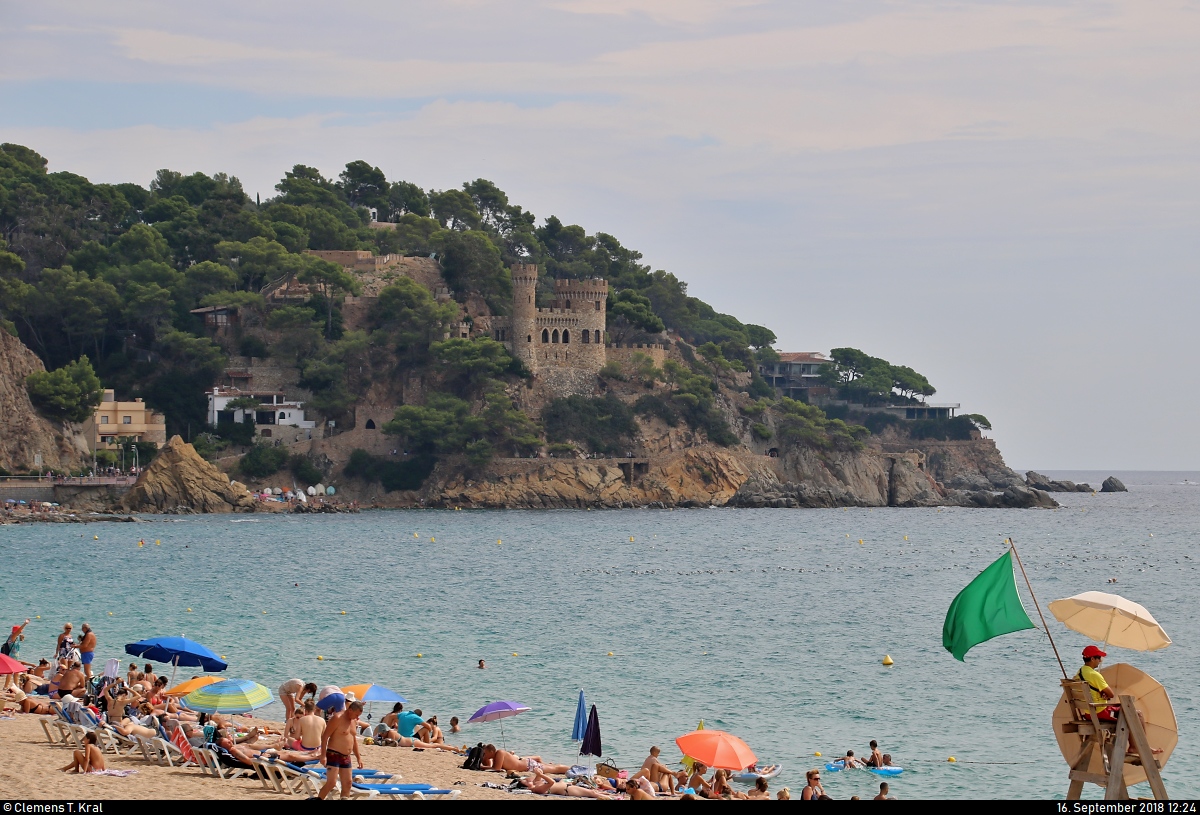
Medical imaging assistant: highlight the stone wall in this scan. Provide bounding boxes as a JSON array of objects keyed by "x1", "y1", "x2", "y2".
[
  {"x1": 222, "y1": 356, "x2": 306, "y2": 397},
  {"x1": 606, "y1": 343, "x2": 668, "y2": 368}
]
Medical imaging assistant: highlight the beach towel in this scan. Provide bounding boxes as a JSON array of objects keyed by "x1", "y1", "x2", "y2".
[
  {"x1": 88, "y1": 769, "x2": 139, "y2": 777},
  {"x1": 103, "y1": 659, "x2": 120, "y2": 680},
  {"x1": 170, "y1": 725, "x2": 196, "y2": 764}
]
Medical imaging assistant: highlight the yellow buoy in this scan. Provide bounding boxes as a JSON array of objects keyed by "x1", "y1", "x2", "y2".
[
  {"x1": 859, "y1": 539, "x2": 864, "y2": 545},
  {"x1": 414, "y1": 533, "x2": 419, "y2": 538},
  {"x1": 903, "y1": 535, "x2": 908, "y2": 541},
  {"x1": 186, "y1": 608, "x2": 192, "y2": 612},
  {"x1": 497, "y1": 540, "x2": 502, "y2": 545},
  {"x1": 94, "y1": 535, "x2": 99, "y2": 540},
  {"x1": 340, "y1": 610, "x2": 346, "y2": 615},
  {"x1": 882, "y1": 655, "x2": 894, "y2": 666},
  {"x1": 513, "y1": 652, "x2": 519, "y2": 657},
  {"x1": 36, "y1": 615, "x2": 41, "y2": 619},
  {"x1": 416, "y1": 653, "x2": 422, "y2": 658},
  {"x1": 607, "y1": 652, "x2": 614, "y2": 656},
  {"x1": 317, "y1": 655, "x2": 324, "y2": 661},
  {"x1": 814, "y1": 751, "x2": 822, "y2": 757},
  {"x1": 948, "y1": 756, "x2": 957, "y2": 763},
  {"x1": 630, "y1": 536, "x2": 635, "y2": 542},
  {"x1": 431, "y1": 537, "x2": 435, "y2": 542},
  {"x1": 108, "y1": 612, "x2": 113, "y2": 616},
  {"x1": 137, "y1": 541, "x2": 144, "y2": 547},
  {"x1": 221, "y1": 655, "x2": 226, "y2": 660},
  {"x1": 846, "y1": 534, "x2": 850, "y2": 538},
  {"x1": 262, "y1": 610, "x2": 267, "y2": 614},
  {"x1": 155, "y1": 539, "x2": 161, "y2": 545}
]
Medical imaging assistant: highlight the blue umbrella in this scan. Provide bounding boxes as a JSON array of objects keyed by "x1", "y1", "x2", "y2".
[
  {"x1": 571, "y1": 690, "x2": 588, "y2": 742},
  {"x1": 581, "y1": 704, "x2": 602, "y2": 758},
  {"x1": 125, "y1": 636, "x2": 227, "y2": 681}
]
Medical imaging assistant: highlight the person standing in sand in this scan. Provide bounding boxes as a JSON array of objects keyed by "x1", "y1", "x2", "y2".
[
  {"x1": 56, "y1": 623, "x2": 74, "y2": 659},
  {"x1": 2, "y1": 620, "x2": 28, "y2": 689},
  {"x1": 290, "y1": 700, "x2": 325, "y2": 752},
  {"x1": 78, "y1": 624, "x2": 96, "y2": 679},
  {"x1": 318, "y1": 700, "x2": 364, "y2": 800},
  {"x1": 279, "y1": 679, "x2": 318, "y2": 736}
]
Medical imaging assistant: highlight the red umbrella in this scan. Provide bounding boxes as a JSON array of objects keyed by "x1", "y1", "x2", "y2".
[
  {"x1": 675, "y1": 729, "x2": 756, "y2": 771},
  {"x1": 0, "y1": 653, "x2": 27, "y2": 675}
]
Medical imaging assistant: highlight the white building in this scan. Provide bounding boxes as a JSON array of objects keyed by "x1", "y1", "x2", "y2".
[{"x1": 206, "y1": 387, "x2": 316, "y2": 439}]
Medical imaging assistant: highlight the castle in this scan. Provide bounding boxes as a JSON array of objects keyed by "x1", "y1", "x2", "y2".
[{"x1": 501, "y1": 263, "x2": 609, "y2": 396}]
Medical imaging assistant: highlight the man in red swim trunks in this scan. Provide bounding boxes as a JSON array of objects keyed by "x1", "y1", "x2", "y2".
[{"x1": 318, "y1": 700, "x2": 364, "y2": 799}]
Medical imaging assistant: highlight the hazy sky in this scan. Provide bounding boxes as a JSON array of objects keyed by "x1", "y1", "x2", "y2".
[{"x1": 3, "y1": 1, "x2": 1198, "y2": 469}]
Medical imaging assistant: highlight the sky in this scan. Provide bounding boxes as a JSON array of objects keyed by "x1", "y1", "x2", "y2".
[{"x1": 3, "y1": 0, "x2": 1198, "y2": 469}]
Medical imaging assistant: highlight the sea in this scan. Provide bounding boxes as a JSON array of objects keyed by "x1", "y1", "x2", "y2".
[{"x1": 1, "y1": 470, "x2": 1196, "y2": 800}]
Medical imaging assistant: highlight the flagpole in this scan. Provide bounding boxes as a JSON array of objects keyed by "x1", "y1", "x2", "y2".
[{"x1": 1008, "y1": 537, "x2": 1068, "y2": 679}]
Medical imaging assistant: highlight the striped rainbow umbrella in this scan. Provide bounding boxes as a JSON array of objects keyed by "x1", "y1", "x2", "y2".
[{"x1": 183, "y1": 678, "x2": 273, "y2": 714}]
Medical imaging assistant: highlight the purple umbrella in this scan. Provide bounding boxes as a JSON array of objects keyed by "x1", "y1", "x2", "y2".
[
  {"x1": 468, "y1": 700, "x2": 531, "y2": 749},
  {"x1": 581, "y1": 704, "x2": 602, "y2": 758}
]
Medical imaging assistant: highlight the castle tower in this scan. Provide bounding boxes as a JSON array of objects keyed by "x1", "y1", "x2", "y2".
[{"x1": 509, "y1": 263, "x2": 540, "y2": 370}]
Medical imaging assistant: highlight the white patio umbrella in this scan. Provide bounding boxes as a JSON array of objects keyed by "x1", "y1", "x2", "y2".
[{"x1": 1048, "y1": 591, "x2": 1171, "y2": 651}]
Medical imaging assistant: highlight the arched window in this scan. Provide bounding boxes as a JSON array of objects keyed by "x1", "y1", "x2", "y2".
[
  {"x1": 552, "y1": 329, "x2": 559, "y2": 343},
  {"x1": 562, "y1": 329, "x2": 570, "y2": 344},
  {"x1": 279, "y1": 412, "x2": 286, "y2": 420},
  {"x1": 595, "y1": 330, "x2": 601, "y2": 344},
  {"x1": 541, "y1": 329, "x2": 549, "y2": 343},
  {"x1": 365, "y1": 419, "x2": 376, "y2": 429},
  {"x1": 581, "y1": 330, "x2": 590, "y2": 344}
]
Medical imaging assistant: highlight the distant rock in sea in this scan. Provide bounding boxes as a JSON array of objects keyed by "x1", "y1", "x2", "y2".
[
  {"x1": 1101, "y1": 476, "x2": 1128, "y2": 493},
  {"x1": 1026, "y1": 471, "x2": 1092, "y2": 493}
]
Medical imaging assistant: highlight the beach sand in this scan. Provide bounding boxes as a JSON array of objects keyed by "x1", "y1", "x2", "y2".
[{"x1": 0, "y1": 713, "x2": 521, "y2": 800}]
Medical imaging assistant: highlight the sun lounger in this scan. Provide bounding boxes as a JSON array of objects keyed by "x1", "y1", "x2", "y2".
[
  {"x1": 297, "y1": 765, "x2": 397, "y2": 780},
  {"x1": 351, "y1": 783, "x2": 461, "y2": 800},
  {"x1": 205, "y1": 746, "x2": 254, "y2": 781},
  {"x1": 267, "y1": 761, "x2": 323, "y2": 796},
  {"x1": 39, "y1": 716, "x2": 73, "y2": 746}
]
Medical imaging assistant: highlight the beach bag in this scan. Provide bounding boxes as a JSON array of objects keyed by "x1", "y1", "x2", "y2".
[
  {"x1": 462, "y1": 743, "x2": 484, "y2": 771},
  {"x1": 1, "y1": 639, "x2": 11, "y2": 656},
  {"x1": 595, "y1": 759, "x2": 622, "y2": 779}
]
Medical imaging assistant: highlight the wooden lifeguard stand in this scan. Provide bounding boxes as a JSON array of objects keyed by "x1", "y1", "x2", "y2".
[{"x1": 1058, "y1": 678, "x2": 1168, "y2": 800}]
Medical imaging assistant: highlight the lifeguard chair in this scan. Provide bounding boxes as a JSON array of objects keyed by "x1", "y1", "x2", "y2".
[{"x1": 1054, "y1": 664, "x2": 1173, "y2": 800}]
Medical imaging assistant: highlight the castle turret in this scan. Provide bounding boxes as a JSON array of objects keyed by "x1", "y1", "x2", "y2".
[{"x1": 509, "y1": 263, "x2": 539, "y2": 370}]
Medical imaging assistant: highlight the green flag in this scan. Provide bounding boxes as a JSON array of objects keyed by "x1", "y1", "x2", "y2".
[{"x1": 943, "y1": 550, "x2": 1036, "y2": 661}]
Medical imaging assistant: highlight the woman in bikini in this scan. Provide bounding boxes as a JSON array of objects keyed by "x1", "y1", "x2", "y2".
[{"x1": 60, "y1": 731, "x2": 106, "y2": 773}]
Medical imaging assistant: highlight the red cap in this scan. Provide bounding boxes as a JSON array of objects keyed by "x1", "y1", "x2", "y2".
[
  {"x1": 9, "y1": 625, "x2": 18, "y2": 634},
  {"x1": 1082, "y1": 645, "x2": 1107, "y2": 659}
]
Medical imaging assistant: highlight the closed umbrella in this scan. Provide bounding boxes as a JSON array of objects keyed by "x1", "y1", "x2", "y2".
[
  {"x1": 1048, "y1": 591, "x2": 1171, "y2": 651},
  {"x1": 571, "y1": 690, "x2": 588, "y2": 742},
  {"x1": 183, "y1": 678, "x2": 273, "y2": 714},
  {"x1": 469, "y1": 700, "x2": 530, "y2": 750},
  {"x1": 674, "y1": 729, "x2": 756, "y2": 772},
  {"x1": 125, "y1": 636, "x2": 228, "y2": 683},
  {"x1": 580, "y1": 704, "x2": 602, "y2": 758}
]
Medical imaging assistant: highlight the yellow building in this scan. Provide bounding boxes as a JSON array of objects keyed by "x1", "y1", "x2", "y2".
[{"x1": 83, "y1": 390, "x2": 167, "y2": 451}]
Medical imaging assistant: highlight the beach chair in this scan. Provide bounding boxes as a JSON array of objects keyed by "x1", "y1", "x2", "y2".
[
  {"x1": 249, "y1": 757, "x2": 283, "y2": 792},
  {"x1": 350, "y1": 782, "x2": 461, "y2": 800},
  {"x1": 153, "y1": 734, "x2": 193, "y2": 767},
  {"x1": 132, "y1": 734, "x2": 162, "y2": 763},
  {"x1": 39, "y1": 715, "x2": 73, "y2": 746},
  {"x1": 206, "y1": 746, "x2": 254, "y2": 781},
  {"x1": 295, "y1": 764, "x2": 398, "y2": 781},
  {"x1": 268, "y1": 761, "x2": 322, "y2": 796}
]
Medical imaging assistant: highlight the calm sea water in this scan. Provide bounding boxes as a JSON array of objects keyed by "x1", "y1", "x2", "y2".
[{"x1": 2, "y1": 471, "x2": 1196, "y2": 800}]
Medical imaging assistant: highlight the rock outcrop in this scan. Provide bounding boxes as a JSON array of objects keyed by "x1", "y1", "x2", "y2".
[
  {"x1": 1101, "y1": 476, "x2": 1127, "y2": 493},
  {"x1": 949, "y1": 484, "x2": 1059, "y2": 508},
  {"x1": 1026, "y1": 471, "x2": 1092, "y2": 492},
  {"x1": 122, "y1": 436, "x2": 255, "y2": 513},
  {"x1": 731, "y1": 448, "x2": 944, "y2": 508},
  {"x1": 0, "y1": 330, "x2": 90, "y2": 472}
]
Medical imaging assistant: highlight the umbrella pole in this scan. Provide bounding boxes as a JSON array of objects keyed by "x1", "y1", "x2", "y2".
[
  {"x1": 500, "y1": 719, "x2": 506, "y2": 751},
  {"x1": 1103, "y1": 609, "x2": 1116, "y2": 649},
  {"x1": 170, "y1": 655, "x2": 178, "y2": 685},
  {"x1": 1009, "y1": 538, "x2": 1068, "y2": 679}
]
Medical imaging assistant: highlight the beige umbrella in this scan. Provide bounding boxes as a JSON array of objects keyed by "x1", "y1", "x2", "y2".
[
  {"x1": 1052, "y1": 663, "x2": 1177, "y2": 787},
  {"x1": 1048, "y1": 591, "x2": 1171, "y2": 651}
]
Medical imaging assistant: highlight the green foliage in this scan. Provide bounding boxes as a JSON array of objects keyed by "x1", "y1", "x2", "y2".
[
  {"x1": 388, "y1": 182, "x2": 430, "y2": 218},
  {"x1": 344, "y1": 448, "x2": 436, "y2": 491},
  {"x1": 431, "y1": 337, "x2": 516, "y2": 396},
  {"x1": 740, "y1": 399, "x2": 769, "y2": 417},
  {"x1": 908, "y1": 416, "x2": 979, "y2": 441},
  {"x1": 239, "y1": 335, "x2": 270, "y2": 358},
  {"x1": 297, "y1": 254, "x2": 360, "y2": 338},
  {"x1": 433, "y1": 229, "x2": 510, "y2": 305},
  {"x1": 289, "y1": 454, "x2": 324, "y2": 485},
  {"x1": 25, "y1": 355, "x2": 103, "y2": 423},
  {"x1": 607, "y1": 289, "x2": 664, "y2": 342},
  {"x1": 820, "y1": 347, "x2": 935, "y2": 405},
  {"x1": 224, "y1": 396, "x2": 262, "y2": 412},
  {"x1": 744, "y1": 324, "x2": 777, "y2": 349},
  {"x1": 429, "y1": 189, "x2": 481, "y2": 231},
  {"x1": 599, "y1": 360, "x2": 625, "y2": 381},
  {"x1": 383, "y1": 385, "x2": 537, "y2": 464},
  {"x1": 963, "y1": 413, "x2": 992, "y2": 431},
  {"x1": 660, "y1": 360, "x2": 737, "y2": 446},
  {"x1": 239, "y1": 443, "x2": 289, "y2": 477},
  {"x1": 542, "y1": 393, "x2": 637, "y2": 455},
  {"x1": 750, "y1": 422, "x2": 773, "y2": 441},
  {"x1": 633, "y1": 394, "x2": 679, "y2": 426},
  {"x1": 629, "y1": 352, "x2": 661, "y2": 386},
  {"x1": 747, "y1": 373, "x2": 775, "y2": 399},
  {"x1": 215, "y1": 419, "x2": 256, "y2": 447},
  {"x1": 369, "y1": 277, "x2": 458, "y2": 362},
  {"x1": 338, "y1": 161, "x2": 389, "y2": 211},
  {"x1": 772, "y1": 398, "x2": 869, "y2": 450}
]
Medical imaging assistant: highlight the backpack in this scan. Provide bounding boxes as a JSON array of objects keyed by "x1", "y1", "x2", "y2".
[
  {"x1": 462, "y1": 743, "x2": 484, "y2": 771},
  {"x1": 0, "y1": 639, "x2": 10, "y2": 656}
]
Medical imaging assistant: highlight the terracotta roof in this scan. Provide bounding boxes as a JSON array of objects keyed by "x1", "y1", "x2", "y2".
[{"x1": 775, "y1": 352, "x2": 829, "y2": 364}]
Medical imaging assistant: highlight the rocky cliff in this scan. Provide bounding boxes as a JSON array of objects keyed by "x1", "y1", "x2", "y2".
[
  {"x1": 0, "y1": 330, "x2": 90, "y2": 472},
  {"x1": 122, "y1": 435, "x2": 256, "y2": 513}
]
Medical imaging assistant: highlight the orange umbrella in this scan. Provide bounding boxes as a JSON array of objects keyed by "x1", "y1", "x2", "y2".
[
  {"x1": 675, "y1": 729, "x2": 756, "y2": 771},
  {"x1": 164, "y1": 675, "x2": 222, "y2": 697}
]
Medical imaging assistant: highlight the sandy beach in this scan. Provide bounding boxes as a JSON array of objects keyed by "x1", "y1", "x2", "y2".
[{"x1": 0, "y1": 713, "x2": 517, "y2": 800}]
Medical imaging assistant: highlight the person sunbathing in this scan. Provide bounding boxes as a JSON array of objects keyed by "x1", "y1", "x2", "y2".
[
  {"x1": 3, "y1": 687, "x2": 52, "y2": 715},
  {"x1": 707, "y1": 769, "x2": 747, "y2": 799},
  {"x1": 746, "y1": 776, "x2": 771, "y2": 799},
  {"x1": 215, "y1": 736, "x2": 261, "y2": 767},
  {"x1": 521, "y1": 767, "x2": 618, "y2": 799},
  {"x1": 60, "y1": 731, "x2": 105, "y2": 773},
  {"x1": 481, "y1": 745, "x2": 571, "y2": 773},
  {"x1": 633, "y1": 746, "x2": 683, "y2": 794},
  {"x1": 55, "y1": 662, "x2": 87, "y2": 698},
  {"x1": 686, "y1": 762, "x2": 713, "y2": 796}
]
